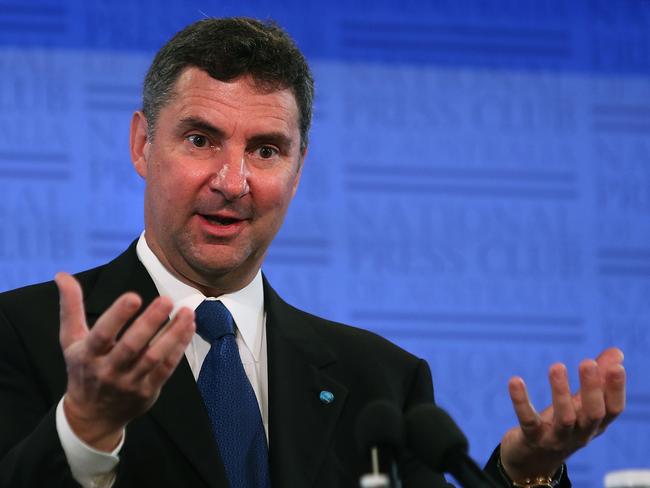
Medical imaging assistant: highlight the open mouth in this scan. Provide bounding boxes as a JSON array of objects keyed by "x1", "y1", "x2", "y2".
[{"x1": 200, "y1": 214, "x2": 244, "y2": 226}]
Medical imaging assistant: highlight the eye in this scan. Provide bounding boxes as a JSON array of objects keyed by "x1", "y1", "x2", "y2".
[
  {"x1": 256, "y1": 145, "x2": 279, "y2": 159},
  {"x1": 187, "y1": 134, "x2": 209, "y2": 148}
]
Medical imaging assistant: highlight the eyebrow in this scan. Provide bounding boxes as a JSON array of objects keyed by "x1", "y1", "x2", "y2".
[
  {"x1": 177, "y1": 116, "x2": 225, "y2": 138},
  {"x1": 247, "y1": 132, "x2": 294, "y2": 152}
]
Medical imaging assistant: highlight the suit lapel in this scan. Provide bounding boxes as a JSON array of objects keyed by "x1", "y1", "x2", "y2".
[
  {"x1": 84, "y1": 243, "x2": 227, "y2": 488},
  {"x1": 265, "y1": 279, "x2": 349, "y2": 487}
]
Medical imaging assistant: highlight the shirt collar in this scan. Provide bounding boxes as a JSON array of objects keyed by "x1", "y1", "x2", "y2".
[{"x1": 135, "y1": 232, "x2": 265, "y2": 361}]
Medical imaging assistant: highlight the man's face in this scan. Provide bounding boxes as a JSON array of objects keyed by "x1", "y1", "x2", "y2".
[{"x1": 130, "y1": 67, "x2": 304, "y2": 293}]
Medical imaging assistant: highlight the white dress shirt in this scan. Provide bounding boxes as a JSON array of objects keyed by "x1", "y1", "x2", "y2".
[{"x1": 56, "y1": 233, "x2": 268, "y2": 488}]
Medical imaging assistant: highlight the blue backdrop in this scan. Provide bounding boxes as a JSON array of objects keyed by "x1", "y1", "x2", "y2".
[{"x1": 1, "y1": 1, "x2": 649, "y2": 485}]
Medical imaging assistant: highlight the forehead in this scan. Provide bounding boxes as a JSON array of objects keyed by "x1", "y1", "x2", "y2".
[{"x1": 161, "y1": 67, "x2": 300, "y2": 136}]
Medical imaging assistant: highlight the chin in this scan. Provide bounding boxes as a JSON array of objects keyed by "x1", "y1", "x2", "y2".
[{"x1": 186, "y1": 249, "x2": 257, "y2": 282}]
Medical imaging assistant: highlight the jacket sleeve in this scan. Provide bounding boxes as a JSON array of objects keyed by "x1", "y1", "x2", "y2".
[{"x1": 0, "y1": 308, "x2": 81, "y2": 488}]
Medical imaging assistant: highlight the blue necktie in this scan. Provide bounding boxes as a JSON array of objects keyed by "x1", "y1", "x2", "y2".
[{"x1": 195, "y1": 300, "x2": 271, "y2": 488}]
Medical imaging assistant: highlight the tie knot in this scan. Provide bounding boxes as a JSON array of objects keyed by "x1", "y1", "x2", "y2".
[{"x1": 195, "y1": 300, "x2": 235, "y2": 343}]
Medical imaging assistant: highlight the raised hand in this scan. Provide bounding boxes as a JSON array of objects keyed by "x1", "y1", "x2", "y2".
[
  {"x1": 500, "y1": 348, "x2": 626, "y2": 482},
  {"x1": 56, "y1": 272, "x2": 195, "y2": 451}
]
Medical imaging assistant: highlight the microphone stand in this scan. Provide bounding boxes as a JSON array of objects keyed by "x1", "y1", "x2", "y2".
[{"x1": 359, "y1": 446, "x2": 392, "y2": 488}]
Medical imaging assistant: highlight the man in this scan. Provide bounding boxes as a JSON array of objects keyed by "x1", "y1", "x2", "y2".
[{"x1": 0, "y1": 17, "x2": 626, "y2": 488}]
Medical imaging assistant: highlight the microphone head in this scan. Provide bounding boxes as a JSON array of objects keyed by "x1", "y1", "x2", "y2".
[
  {"x1": 355, "y1": 400, "x2": 404, "y2": 454},
  {"x1": 404, "y1": 404, "x2": 469, "y2": 473}
]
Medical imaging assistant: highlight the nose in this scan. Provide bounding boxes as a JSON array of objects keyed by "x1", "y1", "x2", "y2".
[{"x1": 208, "y1": 154, "x2": 250, "y2": 201}]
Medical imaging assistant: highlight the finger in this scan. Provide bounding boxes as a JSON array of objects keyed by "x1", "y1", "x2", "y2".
[
  {"x1": 108, "y1": 296, "x2": 173, "y2": 367},
  {"x1": 595, "y1": 347, "x2": 624, "y2": 383},
  {"x1": 86, "y1": 292, "x2": 142, "y2": 355},
  {"x1": 508, "y1": 376, "x2": 543, "y2": 441},
  {"x1": 550, "y1": 363, "x2": 576, "y2": 436},
  {"x1": 600, "y1": 363, "x2": 626, "y2": 431},
  {"x1": 144, "y1": 308, "x2": 195, "y2": 386},
  {"x1": 56, "y1": 272, "x2": 88, "y2": 349},
  {"x1": 576, "y1": 359, "x2": 605, "y2": 434},
  {"x1": 127, "y1": 306, "x2": 193, "y2": 380}
]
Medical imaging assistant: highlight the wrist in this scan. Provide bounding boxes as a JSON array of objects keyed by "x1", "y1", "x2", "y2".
[
  {"x1": 497, "y1": 455, "x2": 563, "y2": 488},
  {"x1": 63, "y1": 395, "x2": 124, "y2": 452}
]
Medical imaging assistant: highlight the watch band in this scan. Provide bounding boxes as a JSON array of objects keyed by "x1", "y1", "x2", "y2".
[
  {"x1": 512, "y1": 477, "x2": 555, "y2": 488},
  {"x1": 496, "y1": 456, "x2": 564, "y2": 488}
]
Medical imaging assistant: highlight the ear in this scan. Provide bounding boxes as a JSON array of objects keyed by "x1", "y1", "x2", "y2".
[
  {"x1": 130, "y1": 111, "x2": 149, "y2": 178},
  {"x1": 291, "y1": 147, "x2": 307, "y2": 198}
]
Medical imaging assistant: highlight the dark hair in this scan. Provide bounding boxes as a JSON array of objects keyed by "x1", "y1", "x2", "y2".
[{"x1": 143, "y1": 17, "x2": 314, "y2": 151}]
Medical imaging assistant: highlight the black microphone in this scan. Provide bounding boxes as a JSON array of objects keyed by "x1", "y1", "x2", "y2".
[
  {"x1": 355, "y1": 400, "x2": 404, "y2": 488},
  {"x1": 405, "y1": 404, "x2": 500, "y2": 488}
]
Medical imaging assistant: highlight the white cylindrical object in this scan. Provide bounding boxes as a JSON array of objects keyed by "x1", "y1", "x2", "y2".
[
  {"x1": 604, "y1": 469, "x2": 650, "y2": 488},
  {"x1": 359, "y1": 473, "x2": 391, "y2": 488}
]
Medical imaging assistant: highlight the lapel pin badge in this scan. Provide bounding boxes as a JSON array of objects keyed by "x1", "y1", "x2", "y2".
[{"x1": 319, "y1": 390, "x2": 334, "y2": 404}]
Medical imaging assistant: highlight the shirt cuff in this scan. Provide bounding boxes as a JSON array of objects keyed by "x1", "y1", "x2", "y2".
[{"x1": 55, "y1": 397, "x2": 123, "y2": 488}]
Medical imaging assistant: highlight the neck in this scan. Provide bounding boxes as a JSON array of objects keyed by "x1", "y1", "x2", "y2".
[{"x1": 145, "y1": 239, "x2": 260, "y2": 298}]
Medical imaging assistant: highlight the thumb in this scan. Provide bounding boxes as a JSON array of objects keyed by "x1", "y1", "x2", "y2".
[{"x1": 55, "y1": 272, "x2": 89, "y2": 349}]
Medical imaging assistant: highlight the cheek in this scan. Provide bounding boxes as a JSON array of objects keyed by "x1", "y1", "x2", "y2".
[
  {"x1": 251, "y1": 173, "x2": 299, "y2": 214},
  {"x1": 150, "y1": 158, "x2": 208, "y2": 199}
]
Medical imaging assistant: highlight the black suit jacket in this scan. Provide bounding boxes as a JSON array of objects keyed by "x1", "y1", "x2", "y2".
[{"x1": 0, "y1": 243, "x2": 452, "y2": 487}]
